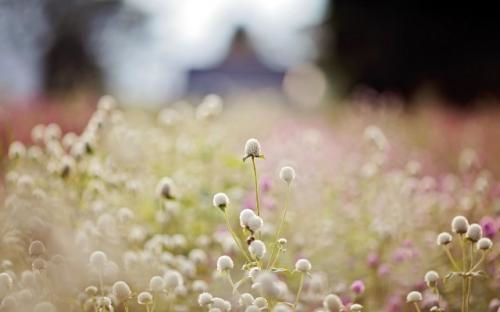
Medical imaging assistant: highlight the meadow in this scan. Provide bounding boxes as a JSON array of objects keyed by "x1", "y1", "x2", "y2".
[{"x1": 0, "y1": 95, "x2": 499, "y2": 312}]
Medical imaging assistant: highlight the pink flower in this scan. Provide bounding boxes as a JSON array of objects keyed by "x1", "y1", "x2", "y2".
[
  {"x1": 480, "y1": 216, "x2": 497, "y2": 238},
  {"x1": 350, "y1": 280, "x2": 365, "y2": 295}
]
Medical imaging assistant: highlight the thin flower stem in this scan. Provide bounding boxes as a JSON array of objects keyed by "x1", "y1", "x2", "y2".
[
  {"x1": 294, "y1": 273, "x2": 305, "y2": 308},
  {"x1": 469, "y1": 250, "x2": 486, "y2": 273},
  {"x1": 223, "y1": 211, "x2": 251, "y2": 261},
  {"x1": 460, "y1": 236, "x2": 466, "y2": 312},
  {"x1": 413, "y1": 302, "x2": 421, "y2": 312},
  {"x1": 125, "y1": 303, "x2": 129, "y2": 312},
  {"x1": 269, "y1": 248, "x2": 282, "y2": 269},
  {"x1": 267, "y1": 186, "x2": 290, "y2": 269},
  {"x1": 98, "y1": 271, "x2": 104, "y2": 296},
  {"x1": 251, "y1": 156, "x2": 261, "y2": 217},
  {"x1": 444, "y1": 246, "x2": 460, "y2": 271},
  {"x1": 466, "y1": 243, "x2": 474, "y2": 310}
]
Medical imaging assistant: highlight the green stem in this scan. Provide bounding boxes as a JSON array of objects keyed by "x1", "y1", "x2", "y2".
[
  {"x1": 223, "y1": 211, "x2": 251, "y2": 261},
  {"x1": 413, "y1": 302, "x2": 421, "y2": 312},
  {"x1": 294, "y1": 274, "x2": 304, "y2": 308},
  {"x1": 251, "y1": 156, "x2": 261, "y2": 217},
  {"x1": 98, "y1": 271, "x2": 104, "y2": 296},
  {"x1": 460, "y1": 236, "x2": 466, "y2": 312},
  {"x1": 469, "y1": 252, "x2": 486, "y2": 272},
  {"x1": 444, "y1": 246, "x2": 460, "y2": 272}
]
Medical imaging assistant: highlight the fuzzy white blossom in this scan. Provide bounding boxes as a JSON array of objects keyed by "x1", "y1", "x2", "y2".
[
  {"x1": 112, "y1": 281, "x2": 132, "y2": 302},
  {"x1": 217, "y1": 255, "x2": 234, "y2": 272},
  {"x1": 406, "y1": 291, "x2": 423, "y2": 302},
  {"x1": 279, "y1": 166, "x2": 296, "y2": 184},
  {"x1": 477, "y1": 237, "x2": 493, "y2": 250},
  {"x1": 436, "y1": 232, "x2": 452, "y2": 246},
  {"x1": 244, "y1": 138, "x2": 262, "y2": 159},
  {"x1": 451, "y1": 216, "x2": 469, "y2": 234},
  {"x1": 295, "y1": 258, "x2": 312, "y2": 273},
  {"x1": 213, "y1": 193, "x2": 230, "y2": 210},
  {"x1": 249, "y1": 240, "x2": 266, "y2": 259},
  {"x1": 323, "y1": 294, "x2": 343, "y2": 312}
]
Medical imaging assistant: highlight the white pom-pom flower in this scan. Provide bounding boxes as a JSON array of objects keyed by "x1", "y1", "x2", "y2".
[
  {"x1": 451, "y1": 216, "x2": 469, "y2": 234},
  {"x1": 466, "y1": 223, "x2": 483, "y2": 242},
  {"x1": 149, "y1": 275, "x2": 166, "y2": 292},
  {"x1": 89, "y1": 251, "x2": 107, "y2": 270},
  {"x1": 137, "y1": 291, "x2": 153, "y2": 305},
  {"x1": 279, "y1": 166, "x2": 296, "y2": 184},
  {"x1": 198, "y1": 292, "x2": 213, "y2": 306},
  {"x1": 249, "y1": 240, "x2": 266, "y2": 259},
  {"x1": 295, "y1": 258, "x2": 312, "y2": 273},
  {"x1": 217, "y1": 255, "x2": 234, "y2": 272},
  {"x1": 477, "y1": 237, "x2": 493, "y2": 250},
  {"x1": 424, "y1": 271, "x2": 440, "y2": 287},
  {"x1": 436, "y1": 232, "x2": 452, "y2": 246},
  {"x1": 406, "y1": 291, "x2": 423, "y2": 302},
  {"x1": 112, "y1": 281, "x2": 132, "y2": 302},
  {"x1": 213, "y1": 193, "x2": 230, "y2": 211},
  {"x1": 323, "y1": 294, "x2": 343, "y2": 312},
  {"x1": 244, "y1": 138, "x2": 262, "y2": 160}
]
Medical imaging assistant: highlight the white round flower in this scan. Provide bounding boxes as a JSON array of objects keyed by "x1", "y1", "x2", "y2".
[
  {"x1": 323, "y1": 294, "x2": 343, "y2": 312},
  {"x1": 198, "y1": 292, "x2": 213, "y2": 306},
  {"x1": 249, "y1": 240, "x2": 266, "y2": 259},
  {"x1": 149, "y1": 275, "x2": 166, "y2": 292},
  {"x1": 29, "y1": 240, "x2": 46, "y2": 257},
  {"x1": 424, "y1": 271, "x2": 440, "y2": 287},
  {"x1": 295, "y1": 258, "x2": 312, "y2": 273},
  {"x1": 164, "y1": 270, "x2": 183, "y2": 290},
  {"x1": 112, "y1": 281, "x2": 132, "y2": 302},
  {"x1": 279, "y1": 166, "x2": 296, "y2": 184},
  {"x1": 244, "y1": 138, "x2": 262, "y2": 159},
  {"x1": 247, "y1": 215, "x2": 264, "y2": 232},
  {"x1": 254, "y1": 297, "x2": 268, "y2": 309},
  {"x1": 451, "y1": 216, "x2": 469, "y2": 234},
  {"x1": 272, "y1": 303, "x2": 292, "y2": 312},
  {"x1": 239, "y1": 293, "x2": 255, "y2": 307},
  {"x1": 350, "y1": 303, "x2": 364, "y2": 311},
  {"x1": 217, "y1": 255, "x2": 234, "y2": 272},
  {"x1": 89, "y1": 251, "x2": 107, "y2": 270},
  {"x1": 436, "y1": 232, "x2": 452, "y2": 246},
  {"x1": 248, "y1": 267, "x2": 261, "y2": 281},
  {"x1": 8, "y1": 141, "x2": 26, "y2": 159},
  {"x1": 477, "y1": 237, "x2": 493, "y2": 250},
  {"x1": 466, "y1": 223, "x2": 483, "y2": 242},
  {"x1": 245, "y1": 305, "x2": 261, "y2": 312},
  {"x1": 137, "y1": 291, "x2": 153, "y2": 305},
  {"x1": 156, "y1": 177, "x2": 175, "y2": 199},
  {"x1": 213, "y1": 193, "x2": 230, "y2": 210},
  {"x1": 406, "y1": 291, "x2": 423, "y2": 302},
  {"x1": 211, "y1": 297, "x2": 231, "y2": 312},
  {"x1": 240, "y1": 209, "x2": 256, "y2": 227}
]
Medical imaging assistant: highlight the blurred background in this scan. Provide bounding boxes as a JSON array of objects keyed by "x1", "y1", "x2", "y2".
[{"x1": 1, "y1": 0, "x2": 499, "y2": 107}]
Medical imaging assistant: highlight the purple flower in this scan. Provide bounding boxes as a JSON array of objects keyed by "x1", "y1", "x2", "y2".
[
  {"x1": 384, "y1": 295, "x2": 402, "y2": 312},
  {"x1": 367, "y1": 252, "x2": 380, "y2": 268},
  {"x1": 480, "y1": 216, "x2": 497, "y2": 238},
  {"x1": 350, "y1": 280, "x2": 365, "y2": 295},
  {"x1": 259, "y1": 176, "x2": 272, "y2": 193}
]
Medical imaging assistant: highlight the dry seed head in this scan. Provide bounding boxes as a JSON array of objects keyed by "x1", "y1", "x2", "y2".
[
  {"x1": 477, "y1": 237, "x2": 493, "y2": 250},
  {"x1": 213, "y1": 193, "x2": 230, "y2": 211},
  {"x1": 323, "y1": 294, "x2": 343, "y2": 312},
  {"x1": 137, "y1": 291, "x2": 153, "y2": 305},
  {"x1": 406, "y1": 291, "x2": 423, "y2": 302},
  {"x1": 436, "y1": 232, "x2": 452, "y2": 246},
  {"x1": 466, "y1": 223, "x2": 483, "y2": 242},
  {"x1": 451, "y1": 216, "x2": 469, "y2": 234},
  {"x1": 216, "y1": 255, "x2": 234, "y2": 272}
]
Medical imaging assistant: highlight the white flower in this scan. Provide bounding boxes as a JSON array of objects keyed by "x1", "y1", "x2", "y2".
[
  {"x1": 217, "y1": 255, "x2": 234, "y2": 272},
  {"x1": 8, "y1": 141, "x2": 26, "y2": 159},
  {"x1": 89, "y1": 251, "x2": 107, "y2": 270},
  {"x1": 424, "y1": 271, "x2": 440, "y2": 287},
  {"x1": 279, "y1": 166, "x2": 296, "y2": 184},
  {"x1": 406, "y1": 291, "x2": 423, "y2": 302},
  {"x1": 323, "y1": 294, "x2": 343, "y2": 312},
  {"x1": 477, "y1": 237, "x2": 493, "y2": 250},
  {"x1": 211, "y1": 297, "x2": 231, "y2": 312},
  {"x1": 137, "y1": 291, "x2": 153, "y2": 305},
  {"x1": 249, "y1": 240, "x2": 266, "y2": 259},
  {"x1": 198, "y1": 292, "x2": 213, "y2": 306},
  {"x1": 451, "y1": 216, "x2": 469, "y2": 234},
  {"x1": 112, "y1": 281, "x2": 132, "y2": 302},
  {"x1": 240, "y1": 209, "x2": 256, "y2": 227},
  {"x1": 149, "y1": 275, "x2": 166, "y2": 292},
  {"x1": 164, "y1": 270, "x2": 183, "y2": 290},
  {"x1": 436, "y1": 232, "x2": 452, "y2": 246},
  {"x1": 245, "y1": 305, "x2": 261, "y2": 312},
  {"x1": 29, "y1": 240, "x2": 46, "y2": 257},
  {"x1": 239, "y1": 293, "x2": 255, "y2": 307},
  {"x1": 156, "y1": 177, "x2": 175, "y2": 199},
  {"x1": 350, "y1": 303, "x2": 364, "y2": 311},
  {"x1": 466, "y1": 223, "x2": 483, "y2": 242},
  {"x1": 295, "y1": 258, "x2": 312, "y2": 273},
  {"x1": 244, "y1": 138, "x2": 262, "y2": 160},
  {"x1": 248, "y1": 267, "x2": 261, "y2": 281},
  {"x1": 240, "y1": 209, "x2": 263, "y2": 232},
  {"x1": 213, "y1": 193, "x2": 230, "y2": 210},
  {"x1": 254, "y1": 297, "x2": 268, "y2": 309}
]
